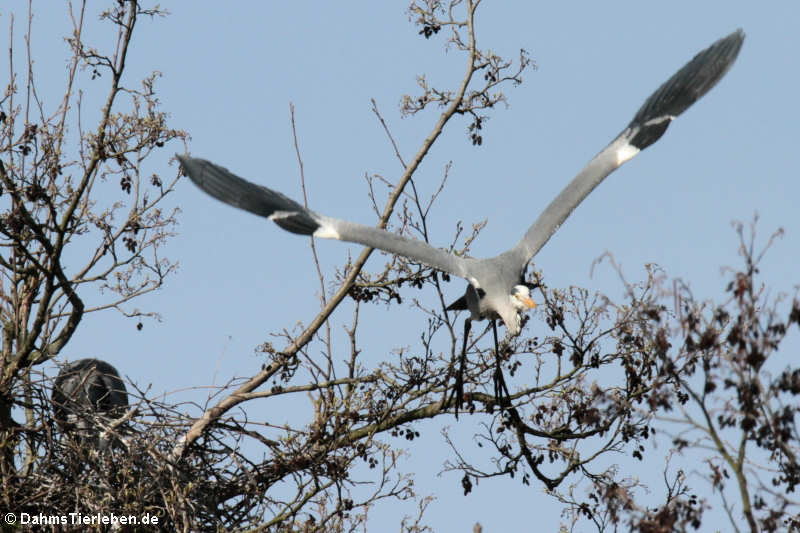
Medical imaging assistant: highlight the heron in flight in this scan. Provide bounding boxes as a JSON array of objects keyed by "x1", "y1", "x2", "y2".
[{"x1": 178, "y1": 29, "x2": 743, "y2": 415}]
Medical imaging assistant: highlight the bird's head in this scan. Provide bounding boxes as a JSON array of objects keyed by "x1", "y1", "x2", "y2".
[
  {"x1": 510, "y1": 284, "x2": 536, "y2": 312},
  {"x1": 496, "y1": 285, "x2": 537, "y2": 337}
]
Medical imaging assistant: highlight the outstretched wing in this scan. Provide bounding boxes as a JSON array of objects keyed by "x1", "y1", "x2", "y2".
[
  {"x1": 178, "y1": 155, "x2": 474, "y2": 279},
  {"x1": 513, "y1": 29, "x2": 744, "y2": 261}
]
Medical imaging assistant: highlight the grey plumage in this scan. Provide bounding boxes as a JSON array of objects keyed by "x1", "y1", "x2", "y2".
[
  {"x1": 52, "y1": 358, "x2": 129, "y2": 450},
  {"x1": 178, "y1": 29, "x2": 744, "y2": 341}
]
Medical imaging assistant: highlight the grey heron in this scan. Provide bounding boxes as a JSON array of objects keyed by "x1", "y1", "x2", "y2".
[
  {"x1": 52, "y1": 358, "x2": 129, "y2": 450},
  {"x1": 178, "y1": 29, "x2": 743, "y2": 415}
]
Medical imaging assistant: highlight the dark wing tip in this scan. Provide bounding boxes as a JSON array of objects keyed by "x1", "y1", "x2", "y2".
[
  {"x1": 627, "y1": 29, "x2": 745, "y2": 150},
  {"x1": 178, "y1": 155, "x2": 274, "y2": 216},
  {"x1": 177, "y1": 154, "x2": 320, "y2": 236}
]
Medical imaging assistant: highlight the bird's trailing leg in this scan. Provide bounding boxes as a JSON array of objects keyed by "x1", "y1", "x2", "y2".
[
  {"x1": 448, "y1": 318, "x2": 472, "y2": 419},
  {"x1": 492, "y1": 320, "x2": 512, "y2": 411}
]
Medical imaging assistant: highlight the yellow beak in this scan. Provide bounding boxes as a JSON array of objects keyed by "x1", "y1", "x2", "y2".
[{"x1": 521, "y1": 296, "x2": 536, "y2": 309}]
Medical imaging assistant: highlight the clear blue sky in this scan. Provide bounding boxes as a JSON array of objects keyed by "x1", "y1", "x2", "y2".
[{"x1": 8, "y1": 2, "x2": 800, "y2": 530}]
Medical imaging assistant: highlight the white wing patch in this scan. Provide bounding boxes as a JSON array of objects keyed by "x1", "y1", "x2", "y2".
[
  {"x1": 269, "y1": 210, "x2": 298, "y2": 221},
  {"x1": 615, "y1": 143, "x2": 641, "y2": 165},
  {"x1": 644, "y1": 115, "x2": 675, "y2": 127},
  {"x1": 313, "y1": 223, "x2": 341, "y2": 240}
]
